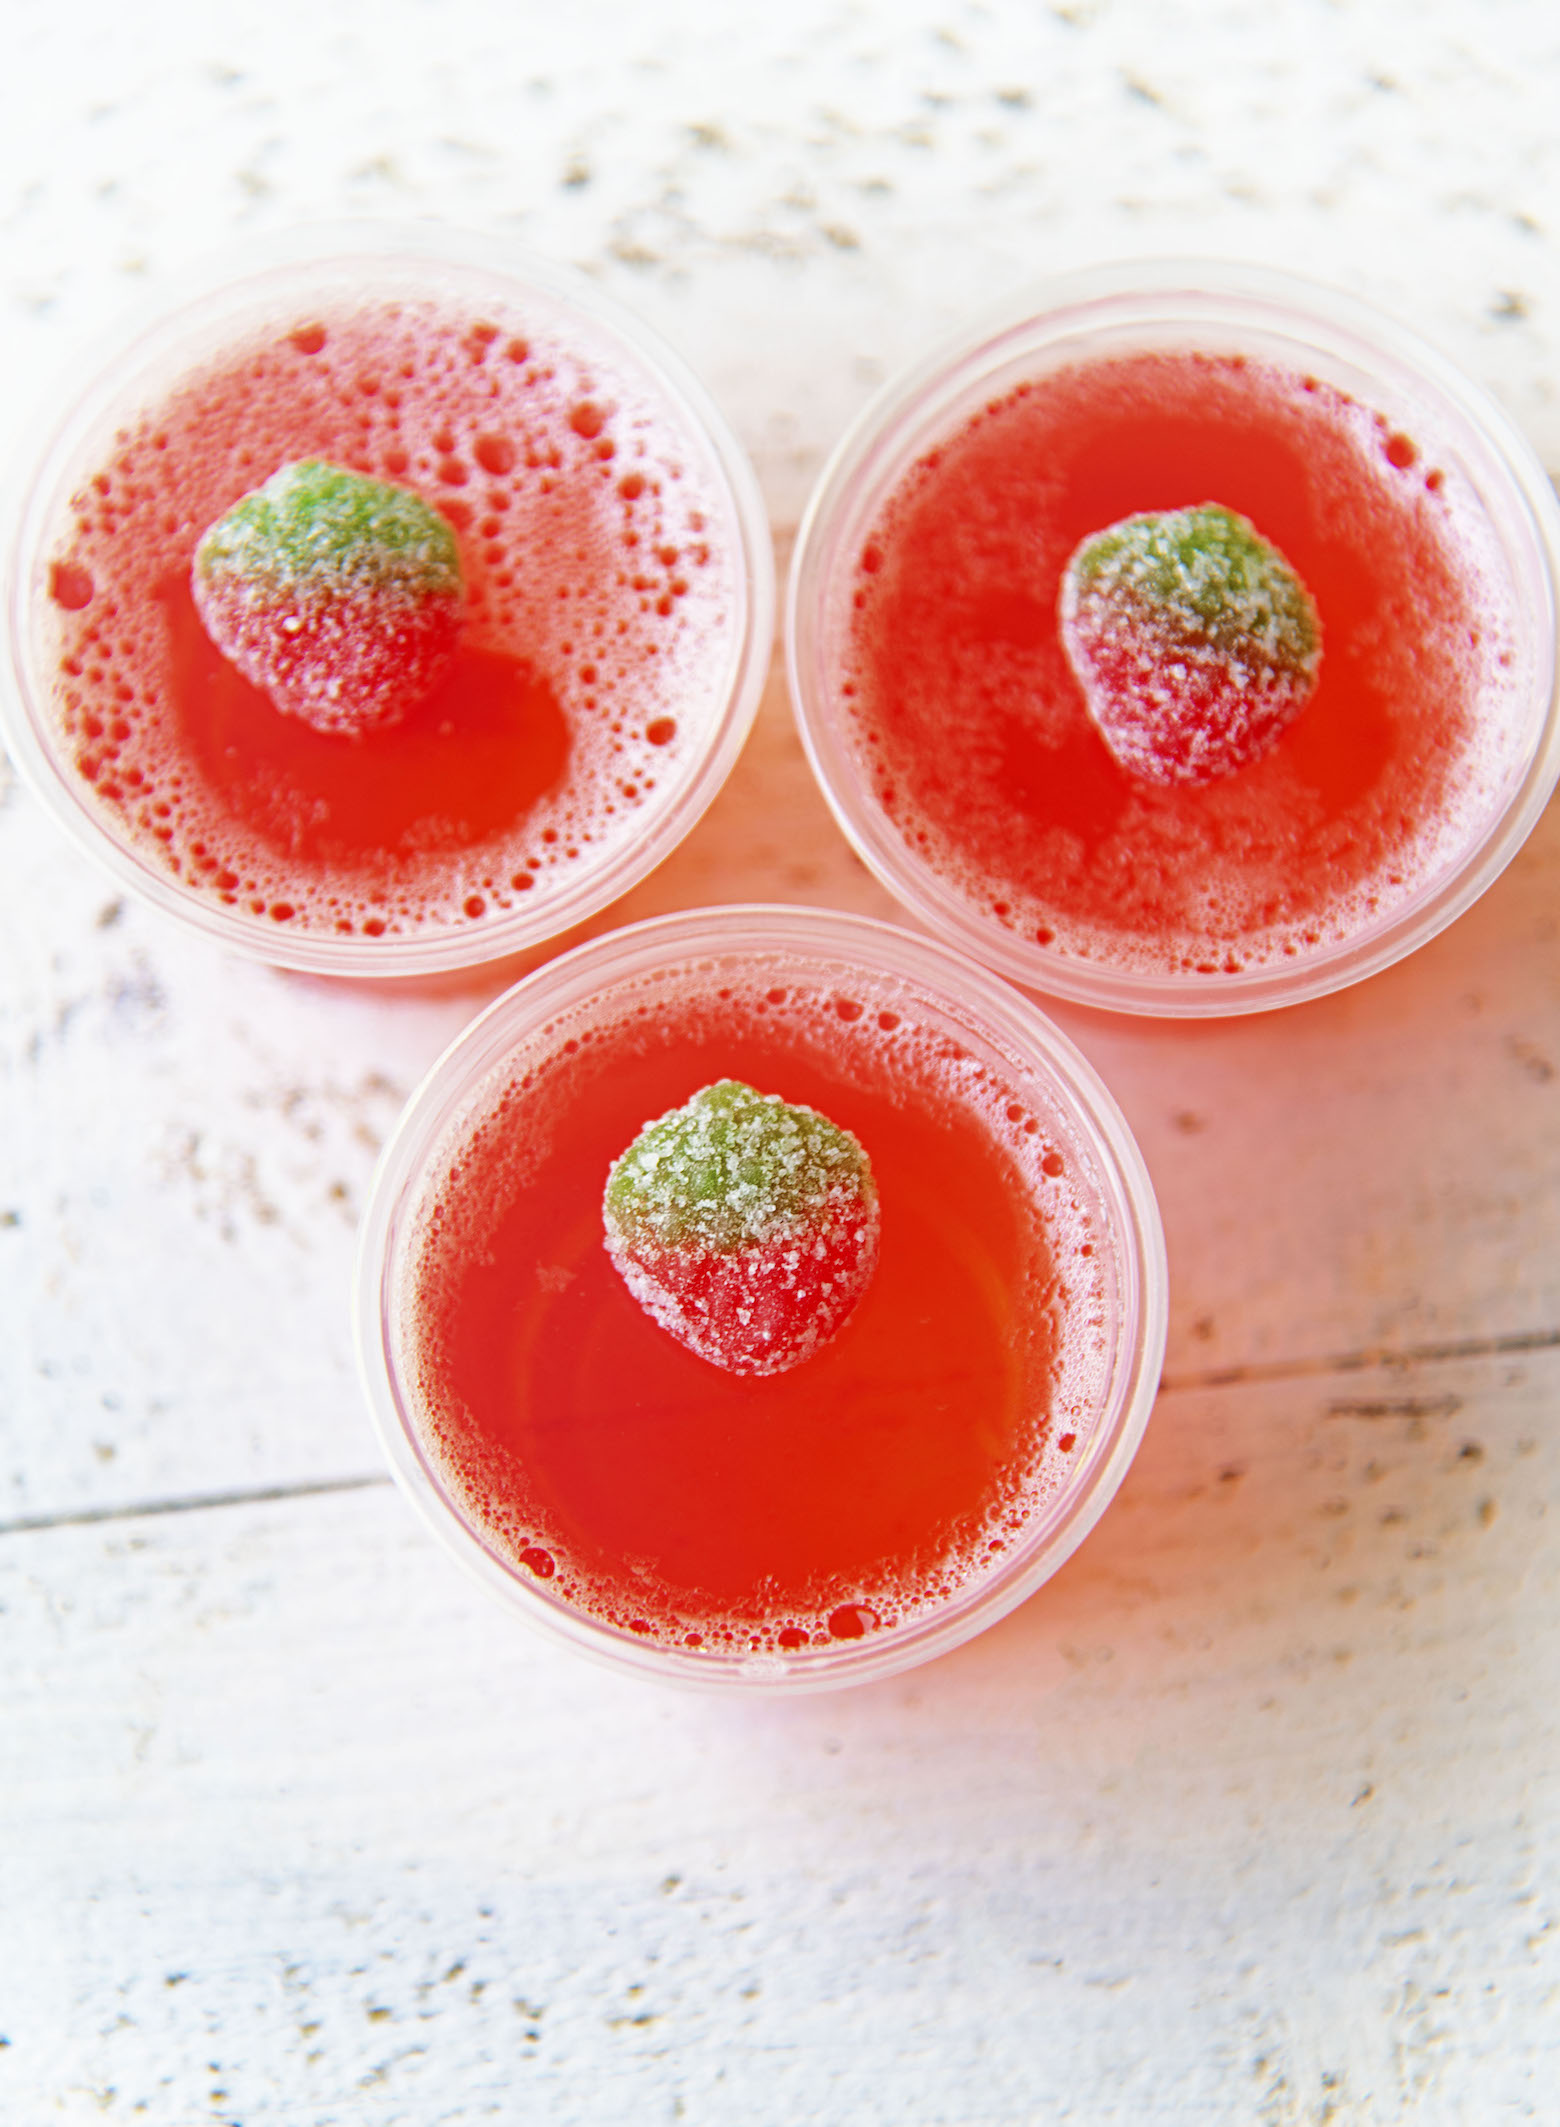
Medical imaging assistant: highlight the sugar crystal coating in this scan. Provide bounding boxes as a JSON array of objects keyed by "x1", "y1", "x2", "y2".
[
  {"x1": 603, "y1": 1079, "x2": 880, "y2": 1377},
  {"x1": 1058, "y1": 502, "x2": 1322, "y2": 787},
  {"x1": 192, "y1": 459, "x2": 464, "y2": 735}
]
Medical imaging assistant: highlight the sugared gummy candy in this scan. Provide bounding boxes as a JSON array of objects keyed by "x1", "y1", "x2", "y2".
[
  {"x1": 603, "y1": 1079, "x2": 880, "y2": 1377},
  {"x1": 1058, "y1": 502, "x2": 1322, "y2": 787},
  {"x1": 192, "y1": 459, "x2": 464, "y2": 735}
]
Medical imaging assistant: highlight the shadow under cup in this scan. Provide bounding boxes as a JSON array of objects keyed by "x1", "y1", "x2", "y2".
[
  {"x1": 2, "y1": 231, "x2": 774, "y2": 976},
  {"x1": 355, "y1": 906, "x2": 1168, "y2": 1692},
  {"x1": 786, "y1": 262, "x2": 1560, "y2": 1017}
]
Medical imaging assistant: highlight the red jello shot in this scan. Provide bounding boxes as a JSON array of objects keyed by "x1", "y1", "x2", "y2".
[
  {"x1": 355, "y1": 906, "x2": 1167, "y2": 1691},
  {"x1": 2, "y1": 230, "x2": 773, "y2": 975},
  {"x1": 787, "y1": 263, "x2": 1560, "y2": 1016}
]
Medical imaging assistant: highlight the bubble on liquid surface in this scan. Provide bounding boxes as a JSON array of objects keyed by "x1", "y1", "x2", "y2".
[{"x1": 32, "y1": 287, "x2": 739, "y2": 941}]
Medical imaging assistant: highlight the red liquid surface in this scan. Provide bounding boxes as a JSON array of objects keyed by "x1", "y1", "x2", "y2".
[
  {"x1": 36, "y1": 292, "x2": 732, "y2": 940},
  {"x1": 841, "y1": 351, "x2": 1512, "y2": 977},
  {"x1": 403, "y1": 976, "x2": 1105, "y2": 1653}
]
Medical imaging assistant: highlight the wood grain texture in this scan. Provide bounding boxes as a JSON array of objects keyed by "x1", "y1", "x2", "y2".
[
  {"x1": 3, "y1": 0, "x2": 1559, "y2": 2120},
  {"x1": 3, "y1": 1344, "x2": 1554, "y2": 2122}
]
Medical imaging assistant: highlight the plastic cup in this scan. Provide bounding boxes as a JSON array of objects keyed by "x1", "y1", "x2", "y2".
[
  {"x1": 786, "y1": 261, "x2": 1560, "y2": 1017},
  {"x1": 2, "y1": 227, "x2": 774, "y2": 977},
  {"x1": 355, "y1": 905, "x2": 1167, "y2": 1693}
]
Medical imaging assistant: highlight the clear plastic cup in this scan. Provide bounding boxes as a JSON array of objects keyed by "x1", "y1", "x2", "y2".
[
  {"x1": 355, "y1": 904, "x2": 1167, "y2": 1692},
  {"x1": 787, "y1": 261, "x2": 1560, "y2": 1017},
  {"x1": 2, "y1": 227, "x2": 774, "y2": 977}
]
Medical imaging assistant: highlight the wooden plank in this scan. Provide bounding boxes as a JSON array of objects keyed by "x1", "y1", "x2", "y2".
[
  {"x1": 1071, "y1": 789, "x2": 1560, "y2": 1380},
  {"x1": 5, "y1": 5, "x2": 1560, "y2": 2116},
  {"x1": 3, "y1": 1341, "x2": 1555, "y2": 2122}
]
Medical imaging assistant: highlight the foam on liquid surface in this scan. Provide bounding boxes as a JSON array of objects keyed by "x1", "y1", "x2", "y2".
[
  {"x1": 396, "y1": 963, "x2": 1115, "y2": 1660},
  {"x1": 838, "y1": 350, "x2": 1525, "y2": 981},
  {"x1": 33, "y1": 290, "x2": 738, "y2": 940}
]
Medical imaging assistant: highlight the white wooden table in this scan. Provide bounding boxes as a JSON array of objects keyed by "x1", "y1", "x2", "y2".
[{"x1": 4, "y1": 4, "x2": 1558, "y2": 2119}]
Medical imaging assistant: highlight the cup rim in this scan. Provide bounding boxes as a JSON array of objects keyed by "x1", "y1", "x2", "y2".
[
  {"x1": 2, "y1": 223, "x2": 776, "y2": 977},
  {"x1": 785, "y1": 257, "x2": 1560, "y2": 1018},
  {"x1": 353, "y1": 902, "x2": 1168, "y2": 1693}
]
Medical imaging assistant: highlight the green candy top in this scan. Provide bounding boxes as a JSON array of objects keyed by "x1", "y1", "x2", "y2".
[
  {"x1": 194, "y1": 459, "x2": 462, "y2": 604},
  {"x1": 1067, "y1": 502, "x2": 1319, "y2": 675},
  {"x1": 604, "y1": 1080, "x2": 876, "y2": 1256}
]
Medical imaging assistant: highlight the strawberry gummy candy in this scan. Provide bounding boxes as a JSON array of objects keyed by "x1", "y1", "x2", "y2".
[
  {"x1": 602, "y1": 1078, "x2": 881, "y2": 1377},
  {"x1": 191, "y1": 459, "x2": 464, "y2": 736},
  {"x1": 1058, "y1": 501, "x2": 1322, "y2": 787}
]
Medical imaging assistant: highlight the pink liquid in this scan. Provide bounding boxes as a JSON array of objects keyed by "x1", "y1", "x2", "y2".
[
  {"x1": 33, "y1": 291, "x2": 737, "y2": 942},
  {"x1": 839, "y1": 350, "x2": 1518, "y2": 978},
  {"x1": 398, "y1": 967, "x2": 1110, "y2": 1655}
]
